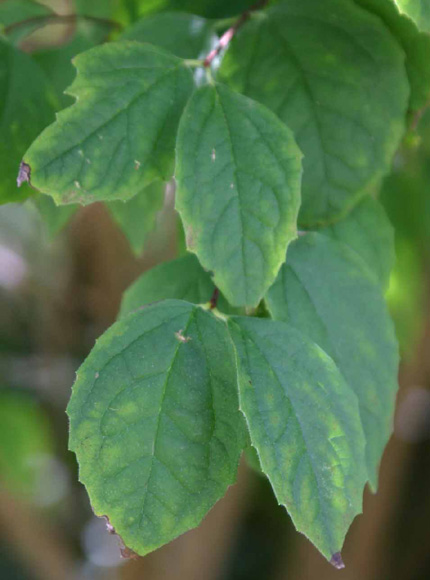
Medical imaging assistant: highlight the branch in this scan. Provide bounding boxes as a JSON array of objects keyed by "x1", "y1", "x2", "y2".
[{"x1": 203, "y1": 0, "x2": 269, "y2": 68}]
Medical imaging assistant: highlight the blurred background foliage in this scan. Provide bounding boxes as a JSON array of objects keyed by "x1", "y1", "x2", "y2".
[{"x1": 1, "y1": 1, "x2": 430, "y2": 579}]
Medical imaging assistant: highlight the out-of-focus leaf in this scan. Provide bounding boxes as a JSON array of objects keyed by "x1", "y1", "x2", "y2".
[
  {"x1": 396, "y1": 0, "x2": 430, "y2": 32},
  {"x1": 32, "y1": 194, "x2": 78, "y2": 238},
  {"x1": 34, "y1": 26, "x2": 103, "y2": 109},
  {"x1": 115, "y1": 0, "x2": 256, "y2": 23},
  {"x1": 355, "y1": 0, "x2": 430, "y2": 110},
  {"x1": 317, "y1": 196, "x2": 395, "y2": 290},
  {"x1": 0, "y1": 390, "x2": 53, "y2": 499},
  {"x1": 119, "y1": 253, "x2": 237, "y2": 317},
  {"x1": 121, "y1": 12, "x2": 216, "y2": 59},
  {"x1": 106, "y1": 181, "x2": 164, "y2": 255},
  {"x1": 386, "y1": 237, "x2": 425, "y2": 356},
  {"x1": 0, "y1": 0, "x2": 53, "y2": 44},
  {"x1": 0, "y1": 38, "x2": 57, "y2": 204}
]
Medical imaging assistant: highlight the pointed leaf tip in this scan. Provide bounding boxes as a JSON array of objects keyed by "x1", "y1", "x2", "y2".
[{"x1": 330, "y1": 553, "x2": 345, "y2": 570}]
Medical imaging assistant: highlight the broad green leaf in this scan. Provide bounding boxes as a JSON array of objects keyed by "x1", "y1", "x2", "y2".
[
  {"x1": 354, "y1": 0, "x2": 430, "y2": 110},
  {"x1": 317, "y1": 197, "x2": 395, "y2": 290},
  {"x1": 0, "y1": 0, "x2": 52, "y2": 44},
  {"x1": 121, "y1": 12, "x2": 216, "y2": 59},
  {"x1": 0, "y1": 390, "x2": 53, "y2": 499},
  {"x1": 23, "y1": 42, "x2": 195, "y2": 204},
  {"x1": 265, "y1": 233, "x2": 399, "y2": 488},
  {"x1": 0, "y1": 39, "x2": 57, "y2": 204},
  {"x1": 396, "y1": 0, "x2": 430, "y2": 32},
  {"x1": 119, "y1": 253, "x2": 235, "y2": 317},
  {"x1": 67, "y1": 299, "x2": 244, "y2": 556},
  {"x1": 218, "y1": 0, "x2": 409, "y2": 227},
  {"x1": 175, "y1": 83, "x2": 302, "y2": 308},
  {"x1": 107, "y1": 180, "x2": 164, "y2": 255},
  {"x1": 33, "y1": 194, "x2": 78, "y2": 238},
  {"x1": 228, "y1": 317, "x2": 367, "y2": 563}
]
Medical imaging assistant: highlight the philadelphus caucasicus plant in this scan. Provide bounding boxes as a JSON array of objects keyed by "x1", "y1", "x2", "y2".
[{"x1": 4, "y1": 0, "x2": 430, "y2": 568}]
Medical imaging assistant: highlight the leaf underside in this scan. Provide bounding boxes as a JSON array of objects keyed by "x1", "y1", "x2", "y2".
[{"x1": 121, "y1": 12, "x2": 216, "y2": 59}]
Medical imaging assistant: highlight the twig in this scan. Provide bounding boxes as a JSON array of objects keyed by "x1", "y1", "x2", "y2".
[
  {"x1": 4, "y1": 13, "x2": 122, "y2": 37},
  {"x1": 203, "y1": 0, "x2": 269, "y2": 67}
]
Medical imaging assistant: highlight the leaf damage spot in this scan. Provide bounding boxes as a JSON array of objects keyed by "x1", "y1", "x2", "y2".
[
  {"x1": 101, "y1": 516, "x2": 140, "y2": 560},
  {"x1": 120, "y1": 545, "x2": 140, "y2": 560},
  {"x1": 330, "y1": 552, "x2": 345, "y2": 569},
  {"x1": 17, "y1": 161, "x2": 31, "y2": 187},
  {"x1": 134, "y1": 160, "x2": 141, "y2": 170},
  {"x1": 211, "y1": 148, "x2": 216, "y2": 161},
  {"x1": 175, "y1": 329, "x2": 192, "y2": 343}
]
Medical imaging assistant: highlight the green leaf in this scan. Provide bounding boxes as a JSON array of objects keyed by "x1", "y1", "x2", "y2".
[
  {"x1": 119, "y1": 253, "x2": 236, "y2": 317},
  {"x1": 33, "y1": 194, "x2": 78, "y2": 238},
  {"x1": 386, "y1": 237, "x2": 425, "y2": 356},
  {"x1": 67, "y1": 299, "x2": 244, "y2": 556},
  {"x1": 106, "y1": 180, "x2": 164, "y2": 255},
  {"x1": 116, "y1": 0, "x2": 257, "y2": 22},
  {"x1": 316, "y1": 196, "x2": 395, "y2": 290},
  {"x1": 0, "y1": 38, "x2": 57, "y2": 204},
  {"x1": 0, "y1": 390, "x2": 53, "y2": 499},
  {"x1": 75, "y1": 0, "x2": 116, "y2": 19},
  {"x1": 265, "y1": 233, "x2": 399, "y2": 488},
  {"x1": 396, "y1": 0, "x2": 430, "y2": 32},
  {"x1": 121, "y1": 12, "x2": 216, "y2": 59},
  {"x1": 218, "y1": 0, "x2": 409, "y2": 227},
  {"x1": 175, "y1": 83, "x2": 302, "y2": 308},
  {"x1": 355, "y1": 0, "x2": 430, "y2": 110},
  {"x1": 23, "y1": 42, "x2": 195, "y2": 204},
  {"x1": 228, "y1": 316, "x2": 367, "y2": 563},
  {"x1": 0, "y1": 0, "x2": 53, "y2": 44}
]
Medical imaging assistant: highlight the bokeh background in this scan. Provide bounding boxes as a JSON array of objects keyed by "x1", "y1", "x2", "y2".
[{"x1": 1, "y1": 1, "x2": 430, "y2": 579}]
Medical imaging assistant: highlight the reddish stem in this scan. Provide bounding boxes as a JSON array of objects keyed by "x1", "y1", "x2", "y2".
[{"x1": 203, "y1": 0, "x2": 269, "y2": 68}]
